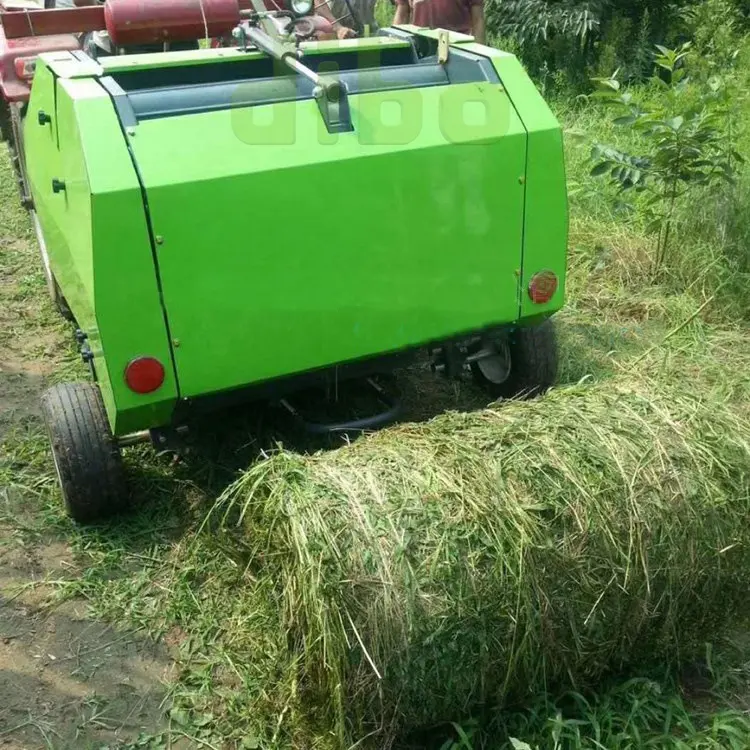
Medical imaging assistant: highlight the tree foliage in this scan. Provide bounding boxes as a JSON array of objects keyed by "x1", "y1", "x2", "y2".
[
  {"x1": 488, "y1": 0, "x2": 748, "y2": 89},
  {"x1": 590, "y1": 43, "x2": 743, "y2": 275}
]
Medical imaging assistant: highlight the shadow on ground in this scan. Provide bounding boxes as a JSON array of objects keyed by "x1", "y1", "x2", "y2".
[{"x1": 0, "y1": 590, "x2": 177, "y2": 749}]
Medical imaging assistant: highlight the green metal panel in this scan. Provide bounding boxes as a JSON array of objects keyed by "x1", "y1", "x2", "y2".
[
  {"x1": 41, "y1": 50, "x2": 103, "y2": 79},
  {"x1": 25, "y1": 64, "x2": 178, "y2": 435},
  {"x1": 127, "y1": 82, "x2": 527, "y2": 398},
  {"x1": 100, "y1": 46, "x2": 264, "y2": 73},
  {"x1": 464, "y1": 46, "x2": 568, "y2": 320},
  {"x1": 28, "y1": 36, "x2": 567, "y2": 433}
]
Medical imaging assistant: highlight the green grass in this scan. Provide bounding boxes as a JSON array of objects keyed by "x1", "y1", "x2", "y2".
[
  {"x1": 496, "y1": 670, "x2": 750, "y2": 750},
  {"x1": 2, "y1": 34, "x2": 750, "y2": 750}
]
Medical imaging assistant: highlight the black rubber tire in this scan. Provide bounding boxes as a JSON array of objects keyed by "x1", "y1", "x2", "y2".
[
  {"x1": 7, "y1": 105, "x2": 32, "y2": 208},
  {"x1": 0, "y1": 99, "x2": 11, "y2": 144},
  {"x1": 475, "y1": 319, "x2": 558, "y2": 399},
  {"x1": 41, "y1": 382, "x2": 128, "y2": 524}
]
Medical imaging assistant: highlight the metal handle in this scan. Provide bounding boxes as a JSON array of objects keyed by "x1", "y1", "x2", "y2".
[{"x1": 243, "y1": 25, "x2": 322, "y2": 86}]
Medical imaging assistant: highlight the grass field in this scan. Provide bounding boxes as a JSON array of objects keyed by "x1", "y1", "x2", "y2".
[{"x1": 1, "y1": 33, "x2": 750, "y2": 750}]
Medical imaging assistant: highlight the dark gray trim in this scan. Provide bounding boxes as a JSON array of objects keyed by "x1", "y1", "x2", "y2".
[
  {"x1": 102, "y1": 49, "x2": 499, "y2": 124},
  {"x1": 98, "y1": 76, "x2": 138, "y2": 128},
  {"x1": 111, "y1": 63, "x2": 449, "y2": 121}
]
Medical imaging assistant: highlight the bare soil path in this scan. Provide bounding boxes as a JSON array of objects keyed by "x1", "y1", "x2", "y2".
[{"x1": 0, "y1": 151, "x2": 175, "y2": 750}]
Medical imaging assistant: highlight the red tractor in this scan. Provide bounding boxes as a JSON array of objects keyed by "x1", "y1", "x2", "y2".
[{"x1": 0, "y1": 1, "x2": 80, "y2": 205}]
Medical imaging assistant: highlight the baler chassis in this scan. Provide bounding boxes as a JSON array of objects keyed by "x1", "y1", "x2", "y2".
[{"x1": 2, "y1": 0, "x2": 568, "y2": 524}]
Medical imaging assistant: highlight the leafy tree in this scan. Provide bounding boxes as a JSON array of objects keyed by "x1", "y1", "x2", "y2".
[{"x1": 589, "y1": 44, "x2": 742, "y2": 275}]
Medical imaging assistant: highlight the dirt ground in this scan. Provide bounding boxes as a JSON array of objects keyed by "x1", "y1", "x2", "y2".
[
  {"x1": 0, "y1": 573, "x2": 173, "y2": 749},
  {"x1": 0, "y1": 196, "x2": 175, "y2": 749}
]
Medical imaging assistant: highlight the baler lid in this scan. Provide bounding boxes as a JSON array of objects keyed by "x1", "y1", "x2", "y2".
[{"x1": 95, "y1": 36, "x2": 500, "y2": 134}]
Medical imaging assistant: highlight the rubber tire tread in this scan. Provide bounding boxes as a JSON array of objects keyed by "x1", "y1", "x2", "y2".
[
  {"x1": 41, "y1": 382, "x2": 127, "y2": 524},
  {"x1": 488, "y1": 319, "x2": 558, "y2": 399}
]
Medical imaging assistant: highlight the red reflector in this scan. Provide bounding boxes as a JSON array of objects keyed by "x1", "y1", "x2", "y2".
[
  {"x1": 14, "y1": 56, "x2": 37, "y2": 80},
  {"x1": 528, "y1": 271, "x2": 558, "y2": 304},
  {"x1": 124, "y1": 357, "x2": 165, "y2": 394}
]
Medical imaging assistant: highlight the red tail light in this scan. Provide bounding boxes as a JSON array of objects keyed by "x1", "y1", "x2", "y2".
[
  {"x1": 528, "y1": 271, "x2": 558, "y2": 305},
  {"x1": 124, "y1": 357, "x2": 165, "y2": 394}
]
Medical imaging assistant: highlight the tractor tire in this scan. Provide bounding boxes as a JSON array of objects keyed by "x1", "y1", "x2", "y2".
[
  {"x1": 473, "y1": 319, "x2": 558, "y2": 399},
  {"x1": 7, "y1": 104, "x2": 32, "y2": 208},
  {"x1": 41, "y1": 382, "x2": 128, "y2": 524},
  {"x1": 0, "y1": 99, "x2": 11, "y2": 144}
]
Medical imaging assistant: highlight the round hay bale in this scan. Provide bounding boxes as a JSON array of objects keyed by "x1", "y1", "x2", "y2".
[{"x1": 221, "y1": 382, "x2": 750, "y2": 746}]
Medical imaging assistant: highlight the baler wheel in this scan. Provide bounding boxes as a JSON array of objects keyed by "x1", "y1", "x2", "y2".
[
  {"x1": 41, "y1": 383, "x2": 128, "y2": 524},
  {"x1": 473, "y1": 319, "x2": 558, "y2": 399}
]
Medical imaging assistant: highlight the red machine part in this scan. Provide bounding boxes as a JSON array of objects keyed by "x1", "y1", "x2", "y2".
[
  {"x1": 1, "y1": 0, "x2": 251, "y2": 42},
  {"x1": 528, "y1": 271, "x2": 559, "y2": 305},
  {"x1": 124, "y1": 356, "x2": 166, "y2": 394},
  {"x1": 0, "y1": 18, "x2": 79, "y2": 102},
  {"x1": 1, "y1": 5, "x2": 105, "y2": 40},
  {"x1": 104, "y1": 0, "x2": 241, "y2": 47}
]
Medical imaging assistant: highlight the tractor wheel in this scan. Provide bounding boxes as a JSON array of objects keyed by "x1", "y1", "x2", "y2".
[
  {"x1": 41, "y1": 382, "x2": 128, "y2": 523},
  {"x1": 7, "y1": 104, "x2": 32, "y2": 208},
  {"x1": 0, "y1": 99, "x2": 11, "y2": 143},
  {"x1": 472, "y1": 319, "x2": 558, "y2": 399}
]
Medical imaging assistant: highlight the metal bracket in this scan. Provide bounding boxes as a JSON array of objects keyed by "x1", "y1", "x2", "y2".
[
  {"x1": 314, "y1": 78, "x2": 353, "y2": 134},
  {"x1": 438, "y1": 29, "x2": 450, "y2": 64},
  {"x1": 149, "y1": 425, "x2": 189, "y2": 456},
  {"x1": 430, "y1": 342, "x2": 464, "y2": 378},
  {"x1": 236, "y1": 22, "x2": 352, "y2": 133}
]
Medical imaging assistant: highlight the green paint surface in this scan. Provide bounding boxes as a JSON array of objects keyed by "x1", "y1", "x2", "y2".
[{"x1": 26, "y1": 37, "x2": 567, "y2": 431}]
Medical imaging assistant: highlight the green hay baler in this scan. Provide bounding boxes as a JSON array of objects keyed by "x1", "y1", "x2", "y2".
[{"x1": 2, "y1": 0, "x2": 567, "y2": 522}]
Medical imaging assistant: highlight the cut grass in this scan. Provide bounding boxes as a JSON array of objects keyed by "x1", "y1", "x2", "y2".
[{"x1": 219, "y1": 375, "x2": 750, "y2": 747}]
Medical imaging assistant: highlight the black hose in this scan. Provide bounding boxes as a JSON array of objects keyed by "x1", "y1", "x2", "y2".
[{"x1": 296, "y1": 399, "x2": 402, "y2": 435}]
